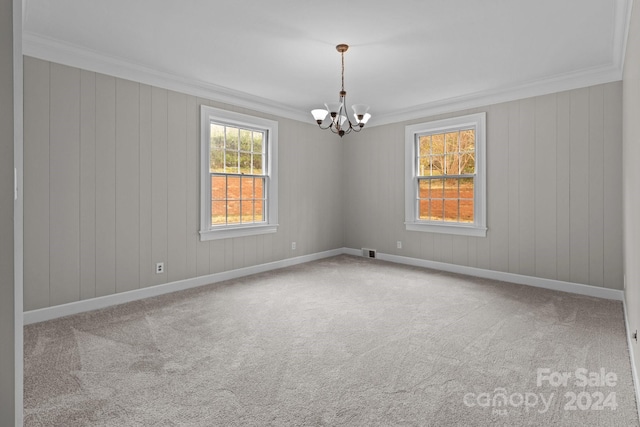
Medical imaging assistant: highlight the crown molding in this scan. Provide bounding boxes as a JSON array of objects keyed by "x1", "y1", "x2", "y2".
[
  {"x1": 22, "y1": 32, "x2": 311, "y2": 123},
  {"x1": 369, "y1": 63, "x2": 623, "y2": 127}
]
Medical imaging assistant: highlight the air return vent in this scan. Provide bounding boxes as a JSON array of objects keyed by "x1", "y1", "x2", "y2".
[{"x1": 362, "y1": 248, "x2": 377, "y2": 259}]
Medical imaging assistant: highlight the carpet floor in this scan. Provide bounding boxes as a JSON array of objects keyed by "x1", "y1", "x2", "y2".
[{"x1": 24, "y1": 255, "x2": 639, "y2": 426}]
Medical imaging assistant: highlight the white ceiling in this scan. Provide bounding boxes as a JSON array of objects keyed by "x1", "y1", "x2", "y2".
[{"x1": 22, "y1": 0, "x2": 633, "y2": 126}]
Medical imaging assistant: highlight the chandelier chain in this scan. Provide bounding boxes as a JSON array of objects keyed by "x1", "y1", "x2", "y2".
[{"x1": 341, "y1": 50, "x2": 345, "y2": 94}]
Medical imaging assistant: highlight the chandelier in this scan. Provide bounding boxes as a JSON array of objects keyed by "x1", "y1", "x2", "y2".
[{"x1": 311, "y1": 44, "x2": 371, "y2": 137}]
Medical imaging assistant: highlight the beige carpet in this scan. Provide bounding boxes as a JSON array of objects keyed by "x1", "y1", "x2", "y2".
[{"x1": 24, "y1": 255, "x2": 639, "y2": 426}]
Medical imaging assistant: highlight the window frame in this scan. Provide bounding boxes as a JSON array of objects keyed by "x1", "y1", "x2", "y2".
[
  {"x1": 200, "y1": 106, "x2": 278, "y2": 241},
  {"x1": 404, "y1": 112, "x2": 487, "y2": 237}
]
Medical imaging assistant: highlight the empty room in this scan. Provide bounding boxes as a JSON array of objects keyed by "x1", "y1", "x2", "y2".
[{"x1": 3, "y1": 0, "x2": 640, "y2": 425}]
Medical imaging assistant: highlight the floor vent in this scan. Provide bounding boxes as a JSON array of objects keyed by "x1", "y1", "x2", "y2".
[{"x1": 362, "y1": 248, "x2": 377, "y2": 259}]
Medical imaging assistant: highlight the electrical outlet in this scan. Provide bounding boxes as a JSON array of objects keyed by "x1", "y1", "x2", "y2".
[
  {"x1": 397, "y1": 241, "x2": 402, "y2": 249},
  {"x1": 291, "y1": 242, "x2": 297, "y2": 250},
  {"x1": 156, "y1": 262, "x2": 164, "y2": 274}
]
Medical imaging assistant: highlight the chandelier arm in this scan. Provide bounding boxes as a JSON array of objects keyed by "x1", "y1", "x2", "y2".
[{"x1": 317, "y1": 121, "x2": 334, "y2": 131}]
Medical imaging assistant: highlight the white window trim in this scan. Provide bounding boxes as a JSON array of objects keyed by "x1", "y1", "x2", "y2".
[
  {"x1": 200, "y1": 106, "x2": 278, "y2": 241},
  {"x1": 404, "y1": 112, "x2": 487, "y2": 237}
]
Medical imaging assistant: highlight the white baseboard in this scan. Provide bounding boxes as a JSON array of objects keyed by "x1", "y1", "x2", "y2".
[
  {"x1": 623, "y1": 297, "x2": 640, "y2": 420},
  {"x1": 23, "y1": 248, "x2": 344, "y2": 325},
  {"x1": 344, "y1": 248, "x2": 624, "y2": 301},
  {"x1": 25, "y1": 247, "x2": 625, "y2": 325}
]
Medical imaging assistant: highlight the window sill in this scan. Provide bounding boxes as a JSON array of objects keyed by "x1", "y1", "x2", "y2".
[
  {"x1": 405, "y1": 221, "x2": 487, "y2": 237},
  {"x1": 200, "y1": 224, "x2": 278, "y2": 241}
]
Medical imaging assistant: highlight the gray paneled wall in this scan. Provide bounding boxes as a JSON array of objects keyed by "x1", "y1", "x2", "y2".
[
  {"x1": 23, "y1": 56, "x2": 344, "y2": 311},
  {"x1": 23, "y1": 55, "x2": 625, "y2": 311},
  {"x1": 344, "y1": 82, "x2": 623, "y2": 290},
  {"x1": 623, "y1": 0, "x2": 640, "y2": 392},
  {"x1": 0, "y1": 0, "x2": 15, "y2": 421}
]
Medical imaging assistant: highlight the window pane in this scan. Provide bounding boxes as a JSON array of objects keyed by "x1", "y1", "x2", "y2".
[
  {"x1": 430, "y1": 155, "x2": 445, "y2": 176},
  {"x1": 226, "y1": 126, "x2": 239, "y2": 150},
  {"x1": 419, "y1": 135, "x2": 431, "y2": 157},
  {"x1": 461, "y1": 129, "x2": 475, "y2": 152},
  {"x1": 252, "y1": 154, "x2": 264, "y2": 175},
  {"x1": 212, "y1": 175, "x2": 226, "y2": 200},
  {"x1": 418, "y1": 199, "x2": 429, "y2": 220},
  {"x1": 461, "y1": 152, "x2": 475, "y2": 174},
  {"x1": 460, "y1": 177, "x2": 474, "y2": 199},
  {"x1": 444, "y1": 199, "x2": 459, "y2": 221},
  {"x1": 460, "y1": 200, "x2": 474, "y2": 222},
  {"x1": 211, "y1": 201, "x2": 226, "y2": 225},
  {"x1": 240, "y1": 129, "x2": 252, "y2": 152},
  {"x1": 431, "y1": 134, "x2": 445, "y2": 155},
  {"x1": 241, "y1": 200, "x2": 254, "y2": 223},
  {"x1": 239, "y1": 152, "x2": 251, "y2": 174},
  {"x1": 210, "y1": 149, "x2": 224, "y2": 173},
  {"x1": 419, "y1": 180, "x2": 430, "y2": 199},
  {"x1": 241, "y1": 176, "x2": 254, "y2": 199},
  {"x1": 211, "y1": 124, "x2": 225, "y2": 150},
  {"x1": 253, "y1": 131, "x2": 263, "y2": 153},
  {"x1": 255, "y1": 178, "x2": 264, "y2": 198},
  {"x1": 225, "y1": 151, "x2": 239, "y2": 173},
  {"x1": 418, "y1": 157, "x2": 430, "y2": 177},
  {"x1": 444, "y1": 178, "x2": 459, "y2": 200},
  {"x1": 446, "y1": 153, "x2": 460, "y2": 175},
  {"x1": 227, "y1": 200, "x2": 240, "y2": 224},
  {"x1": 430, "y1": 199, "x2": 444, "y2": 221},
  {"x1": 445, "y1": 132, "x2": 459, "y2": 154},
  {"x1": 227, "y1": 176, "x2": 240, "y2": 200},
  {"x1": 254, "y1": 200, "x2": 264, "y2": 222}
]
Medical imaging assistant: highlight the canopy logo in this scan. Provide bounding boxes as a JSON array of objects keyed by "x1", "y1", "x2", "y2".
[{"x1": 463, "y1": 367, "x2": 618, "y2": 416}]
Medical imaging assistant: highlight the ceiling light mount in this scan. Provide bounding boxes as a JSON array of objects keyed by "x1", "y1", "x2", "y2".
[{"x1": 311, "y1": 44, "x2": 371, "y2": 137}]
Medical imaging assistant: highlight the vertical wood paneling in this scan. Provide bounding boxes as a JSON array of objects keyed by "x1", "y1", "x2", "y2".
[
  {"x1": 49, "y1": 63, "x2": 81, "y2": 306},
  {"x1": 115, "y1": 79, "x2": 140, "y2": 293},
  {"x1": 244, "y1": 235, "x2": 257, "y2": 267},
  {"x1": 210, "y1": 239, "x2": 225, "y2": 273},
  {"x1": 555, "y1": 91, "x2": 572, "y2": 282},
  {"x1": 225, "y1": 239, "x2": 235, "y2": 271},
  {"x1": 488, "y1": 103, "x2": 510, "y2": 273},
  {"x1": 167, "y1": 91, "x2": 188, "y2": 282},
  {"x1": 439, "y1": 235, "x2": 454, "y2": 264},
  {"x1": 262, "y1": 234, "x2": 275, "y2": 264},
  {"x1": 451, "y1": 236, "x2": 468, "y2": 266},
  {"x1": 185, "y1": 95, "x2": 198, "y2": 277},
  {"x1": 80, "y1": 70, "x2": 96, "y2": 300},
  {"x1": 421, "y1": 232, "x2": 434, "y2": 262},
  {"x1": 276, "y1": 122, "x2": 292, "y2": 260},
  {"x1": 95, "y1": 74, "x2": 117, "y2": 297},
  {"x1": 507, "y1": 101, "x2": 520, "y2": 274},
  {"x1": 232, "y1": 237, "x2": 244, "y2": 270},
  {"x1": 588, "y1": 86, "x2": 605, "y2": 287},
  {"x1": 23, "y1": 57, "x2": 50, "y2": 310},
  {"x1": 534, "y1": 94, "x2": 557, "y2": 280},
  {"x1": 518, "y1": 98, "x2": 536, "y2": 276},
  {"x1": 603, "y1": 83, "x2": 623, "y2": 289},
  {"x1": 151, "y1": 87, "x2": 168, "y2": 286},
  {"x1": 569, "y1": 88, "x2": 590, "y2": 285},
  {"x1": 139, "y1": 84, "x2": 153, "y2": 288}
]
